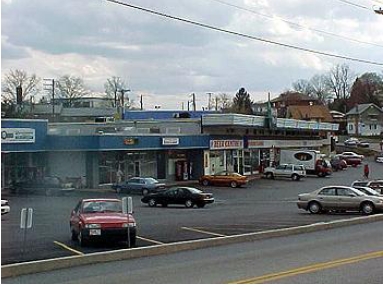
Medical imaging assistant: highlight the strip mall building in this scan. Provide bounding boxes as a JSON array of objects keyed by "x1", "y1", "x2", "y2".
[{"x1": 1, "y1": 112, "x2": 338, "y2": 189}]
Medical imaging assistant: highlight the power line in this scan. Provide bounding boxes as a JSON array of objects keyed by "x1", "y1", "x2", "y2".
[
  {"x1": 105, "y1": 0, "x2": 383, "y2": 66},
  {"x1": 336, "y1": 0, "x2": 371, "y2": 10},
  {"x1": 209, "y1": 0, "x2": 383, "y2": 48}
]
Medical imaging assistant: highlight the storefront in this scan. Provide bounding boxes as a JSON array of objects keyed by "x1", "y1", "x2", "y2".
[{"x1": 205, "y1": 139, "x2": 244, "y2": 175}]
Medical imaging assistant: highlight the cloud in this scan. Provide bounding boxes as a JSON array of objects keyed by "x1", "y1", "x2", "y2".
[{"x1": 2, "y1": 0, "x2": 382, "y2": 109}]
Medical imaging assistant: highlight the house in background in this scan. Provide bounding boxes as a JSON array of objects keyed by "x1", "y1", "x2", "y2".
[
  {"x1": 286, "y1": 105, "x2": 333, "y2": 123},
  {"x1": 346, "y1": 103, "x2": 383, "y2": 136},
  {"x1": 270, "y1": 91, "x2": 321, "y2": 118}
]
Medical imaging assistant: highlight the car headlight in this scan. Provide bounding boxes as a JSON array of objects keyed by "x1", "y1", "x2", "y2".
[
  {"x1": 85, "y1": 223, "x2": 101, "y2": 228},
  {"x1": 122, "y1": 222, "x2": 137, "y2": 227}
]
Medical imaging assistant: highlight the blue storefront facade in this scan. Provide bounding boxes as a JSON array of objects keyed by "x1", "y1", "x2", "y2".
[
  {"x1": 1, "y1": 119, "x2": 210, "y2": 189},
  {"x1": 1, "y1": 115, "x2": 338, "y2": 189}
]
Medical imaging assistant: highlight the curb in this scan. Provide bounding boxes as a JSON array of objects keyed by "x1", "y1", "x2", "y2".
[{"x1": 2, "y1": 214, "x2": 383, "y2": 278}]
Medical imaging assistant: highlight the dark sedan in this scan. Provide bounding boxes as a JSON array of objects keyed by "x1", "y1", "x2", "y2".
[
  {"x1": 141, "y1": 187, "x2": 214, "y2": 208},
  {"x1": 112, "y1": 177, "x2": 166, "y2": 195}
]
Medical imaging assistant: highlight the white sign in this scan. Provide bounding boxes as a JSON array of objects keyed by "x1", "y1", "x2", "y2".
[
  {"x1": 1, "y1": 128, "x2": 35, "y2": 143},
  {"x1": 20, "y1": 208, "x2": 33, "y2": 229},
  {"x1": 210, "y1": 140, "x2": 243, "y2": 150},
  {"x1": 162, "y1": 137, "x2": 179, "y2": 146},
  {"x1": 122, "y1": 197, "x2": 133, "y2": 214}
]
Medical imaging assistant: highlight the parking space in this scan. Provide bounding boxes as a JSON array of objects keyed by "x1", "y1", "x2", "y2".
[{"x1": 2, "y1": 158, "x2": 382, "y2": 265}]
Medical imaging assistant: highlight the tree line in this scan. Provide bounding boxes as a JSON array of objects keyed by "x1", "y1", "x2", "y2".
[{"x1": 2, "y1": 63, "x2": 383, "y2": 118}]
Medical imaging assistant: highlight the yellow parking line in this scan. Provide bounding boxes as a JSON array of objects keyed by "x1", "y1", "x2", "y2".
[
  {"x1": 137, "y1": 236, "x2": 165, "y2": 245},
  {"x1": 53, "y1": 241, "x2": 84, "y2": 256},
  {"x1": 231, "y1": 250, "x2": 383, "y2": 284},
  {"x1": 181, "y1": 226, "x2": 227, "y2": 237}
]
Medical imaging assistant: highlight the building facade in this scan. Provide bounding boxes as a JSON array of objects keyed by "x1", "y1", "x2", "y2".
[{"x1": 1, "y1": 113, "x2": 338, "y2": 190}]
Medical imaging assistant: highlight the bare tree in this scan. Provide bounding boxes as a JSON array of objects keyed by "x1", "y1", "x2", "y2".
[
  {"x1": 218, "y1": 93, "x2": 231, "y2": 111},
  {"x1": 104, "y1": 76, "x2": 129, "y2": 108},
  {"x1": 56, "y1": 75, "x2": 89, "y2": 107},
  {"x1": 292, "y1": 79, "x2": 314, "y2": 97},
  {"x1": 1, "y1": 69, "x2": 40, "y2": 103},
  {"x1": 310, "y1": 74, "x2": 331, "y2": 104},
  {"x1": 325, "y1": 64, "x2": 354, "y2": 101}
]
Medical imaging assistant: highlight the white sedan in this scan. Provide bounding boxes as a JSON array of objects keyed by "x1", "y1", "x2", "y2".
[
  {"x1": 1, "y1": 199, "x2": 10, "y2": 215},
  {"x1": 339, "y1": 151, "x2": 364, "y2": 160}
]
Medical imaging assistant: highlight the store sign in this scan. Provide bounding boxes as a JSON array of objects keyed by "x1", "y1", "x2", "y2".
[
  {"x1": 123, "y1": 138, "x2": 138, "y2": 145},
  {"x1": 162, "y1": 137, "x2": 179, "y2": 146},
  {"x1": 248, "y1": 140, "x2": 265, "y2": 148},
  {"x1": 210, "y1": 140, "x2": 243, "y2": 150},
  {"x1": 1, "y1": 128, "x2": 35, "y2": 143},
  {"x1": 247, "y1": 139, "x2": 322, "y2": 149}
]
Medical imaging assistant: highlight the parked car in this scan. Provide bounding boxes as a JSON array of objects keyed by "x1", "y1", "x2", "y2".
[
  {"x1": 353, "y1": 186, "x2": 383, "y2": 197},
  {"x1": 339, "y1": 152, "x2": 363, "y2": 166},
  {"x1": 69, "y1": 198, "x2": 137, "y2": 246},
  {"x1": 10, "y1": 176, "x2": 74, "y2": 192},
  {"x1": 297, "y1": 185, "x2": 383, "y2": 215},
  {"x1": 344, "y1": 138, "x2": 358, "y2": 147},
  {"x1": 357, "y1": 140, "x2": 369, "y2": 148},
  {"x1": 263, "y1": 164, "x2": 306, "y2": 181},
  {"x1": 375, "y1": 152, "x2": 383, "y2": 163},
  {"x1": 330, "y1": 156, "x2": 347, "y2": 171},
  {"x1": 1, "y1": 199, "x2": 10, "y2": 215},
  {"x1": 141, "y1": 186, "x2": 214, "y2": 208},
  {"x1": 112, "y1": 177, "x2": 166, "y2": 195},
  {"x1": 199, "y1": 171, "x2": 248, "y2": 188},
  {"x1": 351, "y1": 179, "x2": 383, "y2": 193}
]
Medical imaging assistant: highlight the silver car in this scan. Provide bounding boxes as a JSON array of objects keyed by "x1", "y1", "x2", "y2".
[{"x1": 297, "y1": 185, "x2": 383, "y2": 215}]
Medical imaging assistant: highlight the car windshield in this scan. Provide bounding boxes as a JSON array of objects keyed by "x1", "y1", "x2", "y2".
[
  {"x1": 82, "y1": 201, "x2": 122, "y2": 213},
  {"x1": 350, "y1": 188, "x2": 367, "y2": 197},
  {"x1": 186, "y1": 187, "x2": 203, "y2": 194},
  {"x1": 357, "y1": 187, "x2": 381, "y2": 196},
  {"x1": 144, "y1": 178, "x2": 159, "y2": 184}
]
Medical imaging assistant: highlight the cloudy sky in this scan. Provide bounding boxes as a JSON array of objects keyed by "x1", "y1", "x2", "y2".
[{"x1": 2, "y1": 0, "x2": 383, "y2": 109}]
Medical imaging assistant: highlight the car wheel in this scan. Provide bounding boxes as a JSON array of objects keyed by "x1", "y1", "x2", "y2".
[
  {"x1": 148, "y1": 199, "x2": 157, "y2": 207},
  {"x1": 292, "y1": 174, "x2": 300, "y2": 181},
  {"x1": 142, "y1": 189, "x2": 149, "y2": 196},
  {"x1": 308, "y1": 201, "x2": 322, "y2": 214},
  {"x1": 360, "y1": 202, "x2": 374, "y2": 215},
  {"x1": 230, "y1": 181, "x2": 238, "y2": 188},
  {"x1": 116, "y1": 187, "x2": 121, "y2": 194},
  {"x1": 317, "y1": 172, "x2": 323, "y2": 177},
  {"x1": 265, "y1": 172, "x2": 274, "y2": 179},
  {"x1": 202, "y1": 179, "x2": 209, "y2": 186},
  {"x1": 185, "y1": 200, "x2": 194, "y2": 208},
  {"x1": 78, "y1": 230, "x2": 87, "y2": 247},
  {"x1": 71, "y1": 227, "x2": 78, "y2": 241},
  {"x1": 197, "y1": 203, "x2": 205, "y2": 208}
]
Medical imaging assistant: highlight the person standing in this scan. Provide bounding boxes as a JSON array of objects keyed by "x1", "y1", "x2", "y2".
[{"x1": 364, "y1": 164, "x2": 370, "y2": 179}]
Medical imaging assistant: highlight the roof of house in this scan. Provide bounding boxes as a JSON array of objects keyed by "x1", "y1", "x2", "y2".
[
  {"x1": 287, "y1": 105, "x2": 333, "y2": 122},
  {"x1": 346, "y1": 103, "x2": 383, "y2": 116},
  {"x1": 271, "y1": 92, "x2": 315, "y2": 103}
]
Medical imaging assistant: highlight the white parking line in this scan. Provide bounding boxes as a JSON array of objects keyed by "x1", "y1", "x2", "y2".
[
  {"x1": 53, "y1": 241, "x2": 84, "y2": 255},
  {"x1": 181, "y1": 226, "x2": 227, "y2": 237},
  {"x1": 137, "y1": 236, "x2": 165, "y2": 245}
]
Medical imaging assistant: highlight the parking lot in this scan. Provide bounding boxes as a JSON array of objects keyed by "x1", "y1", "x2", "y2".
[{"x1": 1, "y1": 157, "x2": 383, "y2": 265}]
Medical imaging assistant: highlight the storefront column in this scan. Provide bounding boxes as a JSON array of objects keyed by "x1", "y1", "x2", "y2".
[{"x1": 86, "y1": 152, "x2": 99, "y2": 188}]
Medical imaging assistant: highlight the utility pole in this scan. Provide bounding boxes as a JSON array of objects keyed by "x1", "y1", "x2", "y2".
[
  {"x1": 140, "y1": 95, "x2": 143, "y2": 110},
  {"x1": 118, "y1": 89, "x2": 130, "y2": 120},
  {"x1": 43, "y1": 79, "x2": 55, "y2": 121},
  {"x1": 191, "y1": 93, "x2": 196, "y2": 111},
  {"x1": 206, "y1": 92, "x2": 213, "y2": 110}
]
